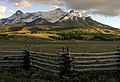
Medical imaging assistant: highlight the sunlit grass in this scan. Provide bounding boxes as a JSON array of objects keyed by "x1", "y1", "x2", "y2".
[
  {"x1": 0, "y1": 37, "x2": 120, "y2": 53},
  {"x1": 0, "y1": 37, "x2": 120, "y2": 82}
]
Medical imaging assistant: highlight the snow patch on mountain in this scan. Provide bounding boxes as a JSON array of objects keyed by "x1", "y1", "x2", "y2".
[
  {"x1": 0, "y1": 8, "x2": 67, "y2": 24},
  {"x1": 61, "y1": 10, "x2": 90, "y2": 21}
]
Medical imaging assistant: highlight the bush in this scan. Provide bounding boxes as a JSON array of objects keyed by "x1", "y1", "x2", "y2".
[
  {"x1": 91, "y1": 35, "x2": 106, "y2": 41},
  {"x1": 0, "y1": 34, "x2": 9, "y2": 39}
]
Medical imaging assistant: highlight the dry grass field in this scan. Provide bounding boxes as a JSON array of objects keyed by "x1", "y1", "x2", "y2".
[
  {"x1": 0, "y1": 36, "x2": 120, "y2": 82},
  {"x1": 0, "y1": 35, "x2": 120, "y2": 53}
]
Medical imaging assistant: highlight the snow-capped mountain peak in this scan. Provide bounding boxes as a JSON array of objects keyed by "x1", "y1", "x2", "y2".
[
  {"x1": 0, "y1": 8, "x2": 67, "y2": 24},
  {"x1": 54, "y1": 8, "x2": 63, "y2": 12},
  {"x1": 0, "y1": 9, "x2": 91, "y2": 25},
  {"x1": 67, "y1": 10, "x2": 89, "y2": 20},
  {"x1": 10, "y1": 10, "x2": 24, "y2": 19},
  {"x1": 15, "y1": 10, "x2": 24, "y2": 15},
  {"x1": 57, "y1": 10, "x2": 90, "y2": 22}
]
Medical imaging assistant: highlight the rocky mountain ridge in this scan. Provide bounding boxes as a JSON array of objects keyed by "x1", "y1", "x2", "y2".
[{"x1": 0, "y1": 8, "x2": 67, "y2": 24}]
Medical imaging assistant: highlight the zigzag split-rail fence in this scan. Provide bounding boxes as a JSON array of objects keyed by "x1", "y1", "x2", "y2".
[{"x1": 0, "y1": 46, "x2": 120, "y2": 77}]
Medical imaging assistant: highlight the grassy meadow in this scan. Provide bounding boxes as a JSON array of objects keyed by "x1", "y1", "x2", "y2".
[
  {"x1": 0, "y1": 36, "x2": 120, "y2": 82},
  {"x1": 0, "y1": 36, "x2": 120, "y2": 53}
]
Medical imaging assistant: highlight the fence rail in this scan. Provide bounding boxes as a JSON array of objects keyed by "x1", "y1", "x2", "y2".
[
  {"x1": 74, "y1": 58, "x2": 120, "y2": 64},
  {"x1": 0, "y1": 46, "x2": 120, "y2": 77},
  {"x1": 71, "y1": 51, "x2": 120, "y2": 55},
  {"x1": 75, "y1": 67, "x2": 120, "y2": 72},
  {"x1": 74, "y1": 55, "x2": 120, "y2": 59},
  {"x1": 72, "y1": 48, "x2": 120, "y2": 75}
]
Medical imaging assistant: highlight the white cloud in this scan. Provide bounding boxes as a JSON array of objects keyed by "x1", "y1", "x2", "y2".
[
  {"x1": 15, "y1": 0, "x2": 32, "y2": 8},
  {"x1": 0, "y1": 6, "x2": 7, "y2": 19},
  {"x1": 8, "y1": 0, "x2": 62, "y2": 8},
  {"x1": 8, "y1": 0, "x2": 32, "y2": 8},
  {"x1": 0, "y1": 13, "x2": 5, "y2": 19},
  {"x1": 8, "y1": 9, "x2": 15, "y2": 14},
  {"x1": 51, "y1": 5, "x2": 59, "y2": 9},
  {"x1": 0, "y1": 6, "x2": 7, "y2": 13}
]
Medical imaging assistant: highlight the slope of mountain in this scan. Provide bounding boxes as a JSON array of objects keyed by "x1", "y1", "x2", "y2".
[
  {"x1": 55, "y1": 10, "x2": 105, "y2": 27},
  {"x1": 0, "y1": 10, "x2": 24, "y2": 24},
  {"x1": 0, "y1": 8, "x2": 67, "y2": 24},
  {"x1": 25, "y1": 18, "x2": 53, "y2": 26}
]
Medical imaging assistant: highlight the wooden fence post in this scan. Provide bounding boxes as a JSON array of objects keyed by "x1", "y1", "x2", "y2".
[
  {"x1": 116, "y1": 46, "x2": 120, "y2": 67},
  {"x1": 59, "y1": 47, "x2": 75, "y2": 77},
  {"x1": 23, "y1": 46, "x2": 31, "y2": 70},
  {"x1": 62, "y1": 47, "x2": 65, "y2": 53}
]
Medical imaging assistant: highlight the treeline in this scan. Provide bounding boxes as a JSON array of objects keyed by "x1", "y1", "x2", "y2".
[
  {"x1": 0, "y1": 34, "x2": 16, "y2": 40},
  {"x1": 50, "y1": 30, "x2": 120, "y2": 41}
]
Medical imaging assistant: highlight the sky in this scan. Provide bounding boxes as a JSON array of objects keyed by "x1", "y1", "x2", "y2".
[{"x1": 0, "y1": 0, "x2": 120, "y2": 28}]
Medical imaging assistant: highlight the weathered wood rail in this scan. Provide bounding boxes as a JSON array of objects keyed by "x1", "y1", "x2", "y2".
[
  {"x1": 0, "y1": 51, "x2": 24, "y2": 68},
  {"x1": 30, "y1": 51, "x2": 60, "y2": 73},
  {"x1": 0, "y1": 46, "x2": 120, "y2": 77},
  {"x1": 72, "y1": 50, "x2": 120, "y2": 72}
]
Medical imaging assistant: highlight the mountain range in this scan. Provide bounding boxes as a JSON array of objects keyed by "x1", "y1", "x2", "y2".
[
  {"x1": 0, "y1": 8, "x2": 120, "y2": 40},
  {"x1": 0, "y1": 8, "x2": 66, "y2": 24},
  {"x1": 0, "y1": 8, "x2": 111, "y2": 27}
]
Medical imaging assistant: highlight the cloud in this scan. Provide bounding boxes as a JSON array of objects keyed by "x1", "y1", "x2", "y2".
[
  {"x1": 29, "y1": 0, "x2": 63, "y2": 6},
  {"x1": 8, "y1": 9, "x2": 15, "y2": 14},
  {"x1": 5, "y1": 0, "x2": 120, "y2": 16},
  {"x1": 7, "y1": 0, "x2": 62, "y2": 8},
  {"x1": 15, "y1": 0, "x2": 32, "y2": 8},
  {"x1": 60, "y1": 0, "x2": 120, "y2": 16},
  {"x1": 0, "y1": 13, "x2": 5, "y2": 19},
  {"x1": 0, "y1": 6, "x2": 7, "y2": 19},
  {"x1": 51, "y1": 5, "x2": 59, "y2": 9},
  {"x1": 8, "y1": 0, "x2": 32, "y2": 8},
  {"x1": 0, "y1": 6, "x2": 7, "y2": 13}
]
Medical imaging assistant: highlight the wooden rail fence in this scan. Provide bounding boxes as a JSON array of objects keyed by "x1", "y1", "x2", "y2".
[{"x1": 0, "y1": 46, "x2": 120, "y2": 77}]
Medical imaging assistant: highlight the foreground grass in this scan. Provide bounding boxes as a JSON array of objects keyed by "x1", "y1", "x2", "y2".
[
  {"x1": 0, "y1": 68, "x2": 119, "y2": 82},
  {"x1": 0, "y1": 36, "x2": 120, "y2": 53},
  {"x1": 0, "y1": 37, "x2": 120, "y2": 82}
]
